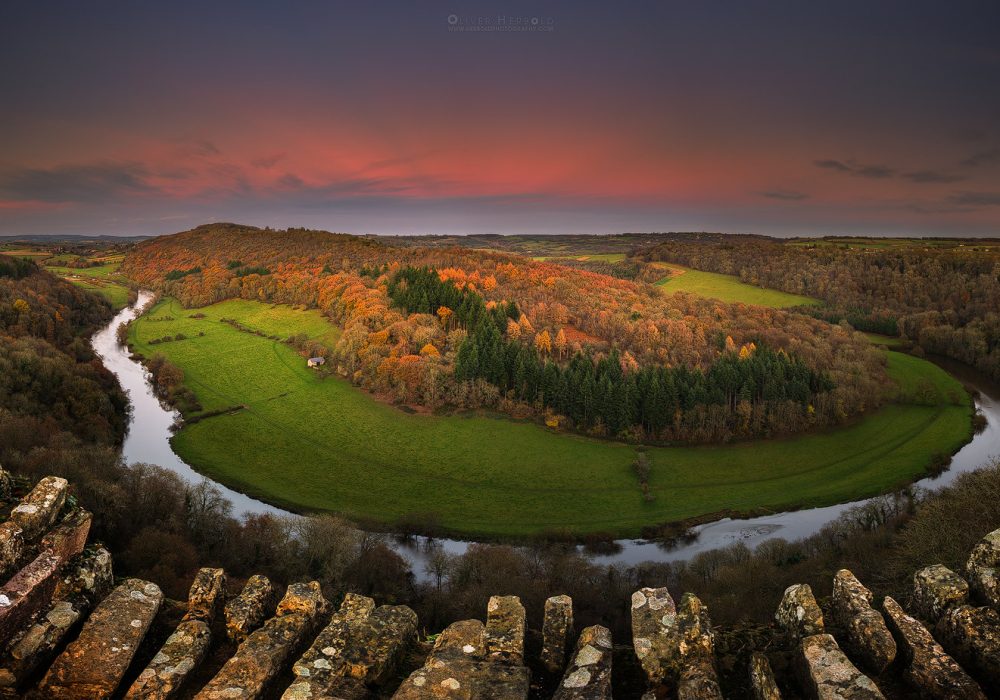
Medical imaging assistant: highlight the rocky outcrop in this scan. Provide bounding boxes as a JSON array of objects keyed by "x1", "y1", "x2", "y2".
[
  {"x1": 630, "y1": 586, "x2": 678, "y2": 685},
  {"x1": 797, "y1": 634, "x2": 885, "y2": 699},
  {"x1": 125, "y1": 568, "x2": 226, "y2": 699},
  {"x1": 1, "y1": 472, "x2": 1000, "y2": 700},
  {"x1": 10, "y1": 476, "x2": 67, "y2": 542},
  {"x1": 933, "y1": 603, "x2": 1000, "y2": 689},
  {"x1": 38, "y1": 578, "x2": 163, "y2": 699},
  {"x1": 542, "y1": 594, "x2": 574, "y2": 675},
  {"x1": 882, "y1": 596, "x2": 985, "y2": 700},
  {"x1": 912, "y1": 565, "x2": 969, "y2": 623},
  {"x1": 966, "y1": 527, "x2": 1000, "y2": 609},
  {"x1": 552, "y1": 625, "x2": 612, "y2": 700},
  {"x1": 195, "y1": 582, "x2": 328, "y2": 700},
  {"x1": 485, "y1": 595, "x2": 526, "y2": 664},
  {"x1": 749, "y1": 652, "x2": 781, "y2": 700},
  {"x1": 775, "y1": 583, "x2": 825, "y2": 640},
  {"x1": 0, "y1": 553, "x2": 61, "y2": 644},
  {"x1": 225, "y1": 574, "x2": 275, "y2": 643},
  {"x1": 283, "y1": 593, "x2": 417, "y2": 699},
  {"x1": 393, "y1": 601, "x2": 531, "y2": 700},
  {"x1": 631, "y1": 587, "x2": 721, "y2": 698},
  {"x1": 831, "y1": 569, "x2": 896, "y2": 673}
]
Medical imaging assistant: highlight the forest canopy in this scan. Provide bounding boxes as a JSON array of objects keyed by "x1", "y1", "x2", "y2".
[
  {"x1": 639, "y1": 237, "x2": 1000, "y2": 384},
  {"x1": 122, "y1": 224, "x2": 889, "y2": 443}
]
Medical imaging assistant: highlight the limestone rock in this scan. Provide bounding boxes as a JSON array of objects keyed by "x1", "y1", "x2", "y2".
[
  {"x1": 776, "y1": 584, "x2": 824, "y2": 640},
  {"x1": 881, "y1": 596, "x2": 985, "y2": 700},
  {"x1": 675, "y1": 594, "x2": 722, "y2": 700},
  {"x1": 630, "y1": 586, "x2": 677, "y2": 684},
  {"x1": 225, "y1": 574, "x2": 275, "y2": 643},
  {"x1": 54, "y1": 546, "x2": 113, "y2": 603},
  {"x1": 933, "y1": 604, "x2": 1000, "y2": 689},
  {"x1": 124, "y1": 619, "x2": 211, "y2": 700},
  {"x1": 0, "y1": 466, "x2": 12, "y2": 501},
  {"x1": 749, "y1": 652, "x2": 782, "y2": 700},
  {"x1": 831, "y1": 570, "x2": 896, "y2": 673},
  {"x1": 552, "y1": 625, "x2": 612, "y2": 700},
  {"x1": 797, "y1": 634, "x2": 884, "y2": 700},
  {"x1": 285, "y1": 595, "x2": 417, "y2": 699},
  {"x1": 0, "y1": 552, "x2": 61, "y2": 647},
  {"x1": 0, "y1": 523, "x2": 23, "y2": 577},
  {"x1": 913, "y1": 565, "x2": 969, "y2": 623},
  {"x1": 393, "y1": 618, "x2": 529, "y2": 700},
  {"x1": 38, "y1": 578, "x2": 163, "y2": 699},
  {"x1": 39, "y1": 509, "x2": 91, "y2": 566},
  {"x1": 966, "y1": 527, "x2": 1000, "y2": 609},
  {"x1": 542, "y1": 594, "x2": 574, "y2": 675},
  {"x1": 195, "y1": 581, "x2": 327, "y2": 700},
  {"x1": 185, "y1": 567, "x2": 226, "y2": 623},
  {"x1": 485, "y1": 595, "x2": 525, "y2": 664},
  {"x1": 10, "y1": 476, "x2": 66, "y2": 542},
  {"x1": 277, "y1": 581, "x2": 328, "y2": 618},
  {"x1": 0, "y1": 599, "x2": 81, "y2": 690}
]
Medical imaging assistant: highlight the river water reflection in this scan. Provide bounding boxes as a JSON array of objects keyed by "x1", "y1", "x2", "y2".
[{"x1": 94, "y1": 293, "x2": 999, "y2": 577}]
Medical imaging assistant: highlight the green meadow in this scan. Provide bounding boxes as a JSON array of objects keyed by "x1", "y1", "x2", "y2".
[
  {"x1": 654, "y1": 263, "x2": 819, "y2": 308},
  {"x1": 129, "y1": 297, "x2": 971, "y2": 537},
  {"x1": 44, "y1": 259, "x2": 132, "y2": 309}
]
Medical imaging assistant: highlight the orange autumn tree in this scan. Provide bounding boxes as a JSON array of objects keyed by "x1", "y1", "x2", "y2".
[{"x1": 534, "y1": 330, "x2": 552, "y2": 355}]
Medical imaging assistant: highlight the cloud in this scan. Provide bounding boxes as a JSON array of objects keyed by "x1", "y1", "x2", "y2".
[
  {"x1": 814, "y1": 159, "x2": 894, "y2": 178},
  {"x1": 814, "y1": 159, "x2": 853, "y2": 173},
  {"x1": 947, "y1": 191, "x2": 1000, "y2": 206},
  {"x1": 758, "y1": 189, "x2": 809, "y2": 201},
  {"x1": 0, "y1": 162, "x2": 155, "y2": 203},
  {"x1": 961, "y1": 148, "x2": 1000, "y2": 167},
  {"x1": 251, "y1": 153, "x2": 286, "y2": 169},
  {"x1": 901, "y1": 170, "x2": 966, "y2": 184}
]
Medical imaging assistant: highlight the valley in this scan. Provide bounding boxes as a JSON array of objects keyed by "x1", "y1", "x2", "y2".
[{"x1": 126, "y1": 292, "x2": 970, "y2": 537}]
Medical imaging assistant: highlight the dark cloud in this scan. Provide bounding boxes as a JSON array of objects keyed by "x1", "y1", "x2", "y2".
[
  {"x1": 814, "y1": 159, "x2": 853, "y2": 173},
  {"x1": 0, "y1": 162, "x2": 155, "y2": 203},
  {"x1": 854, "y1": 164, "x2": 894, "y2": 179},
  {"x1": 902, "y1": 170, "x2": 966, "y2": 184},
  {"x1": 276, "y1": 173, "x2": 304, "y2": 188},
  {"x1": 961, "y1": 148, "x2": 1000, "y2": 167},
  {"x1": 251, "y1": 153, "x2": 286, "y2": 169},
  {"x1": 758, "y1": 189, "x2": 809, "y2": 201},
  {"x1": 814, "y1": 159, "x2": 894, "y2": 178},
  {"x1": 947, "y1": 191, "x2": 1000, "y2": 206}
]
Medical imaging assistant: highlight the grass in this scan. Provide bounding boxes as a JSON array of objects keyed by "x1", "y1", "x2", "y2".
[
  {"x1": 653, "y1": 263, "x2": 819, "y2": 308},
  {"x1": 129, "y1": 298, "x2": 971, "y2": 537},
  {"x1": 44, "y1": 260, "x2": 132, "y2": 309},
  {"x1": 864, "y1": 332, "x2": 904, "y2": 348},
  {"x1": 532, "y1": 253, "x2": 626, "y2": 263}
]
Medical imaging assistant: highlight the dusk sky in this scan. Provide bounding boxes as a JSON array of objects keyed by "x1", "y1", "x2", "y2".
[{"x1": 2, "y1": 1, "x2": 999, "y2": 237}]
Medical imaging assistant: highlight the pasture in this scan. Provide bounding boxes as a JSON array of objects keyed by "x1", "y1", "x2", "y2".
[
  {"x1": 129, "y1": 298, "x2": 971, "y2": 537},
  {"x1": 654, "y1": 263, "x2": 819, "y2": 308},
  {"x1": 44, "y1": 259, "x2": 132, "y2": 309}
]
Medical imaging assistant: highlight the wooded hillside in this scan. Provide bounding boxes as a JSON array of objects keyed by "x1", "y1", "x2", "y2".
[
  {"x1": 122, "y1": 224, "x2": 888, "y2": 443},
  {"x1": 639, "y1": 238, "x2": 1000, "y2": 383}
]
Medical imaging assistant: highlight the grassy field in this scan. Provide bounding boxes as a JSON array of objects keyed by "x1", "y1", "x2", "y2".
[
  {"x1": 44, "y1": 259, "x2": 132, "y2": 309},
  {"x1": 654, "y1": 263, "x2": 819, "y2": 308},
  {"x1": 533, "y1": 253, "x2": 626, "y2": 263},
  {"x1": 129, "y1": 298, "x2": 971, "y2": 537}
]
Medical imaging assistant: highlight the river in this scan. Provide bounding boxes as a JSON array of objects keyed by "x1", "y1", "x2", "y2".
[{"x1": 93, "y1": 292, "x2": 1000, "y2": 576}]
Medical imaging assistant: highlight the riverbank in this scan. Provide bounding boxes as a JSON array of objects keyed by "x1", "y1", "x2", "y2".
[{"x1": 114, "y1": 295, "x2": 973, "y2": 540}]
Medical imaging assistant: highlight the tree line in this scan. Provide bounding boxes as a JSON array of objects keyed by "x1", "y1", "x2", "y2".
[
  {"x1": 122, "y1": 224, "x2": 888, "y2": 443},
  {"x1": 390, "y1": 266, "x2": 834, "y2": 440},
  {"x1": 639, "y1": 238, "x2": 1000, "y2": 383}
]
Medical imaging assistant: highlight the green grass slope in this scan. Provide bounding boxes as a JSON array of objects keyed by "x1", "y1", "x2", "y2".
[
  {"x1": 45, "y1": 259, "x2": 131, "y2": 309},
  {"x1": 129, "y1": 298, "x2": 970, "y2": 537},
  {"x1": 654, "y1": 263, "x2": 819, "y2": 308}
]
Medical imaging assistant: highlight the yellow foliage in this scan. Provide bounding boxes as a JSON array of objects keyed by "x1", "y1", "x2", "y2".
[{"x1": 420, "y1": 343, "x2": 440, "y2": 357}]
